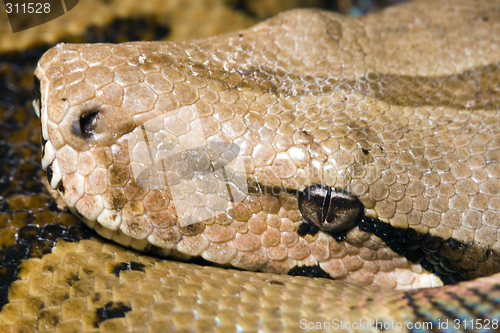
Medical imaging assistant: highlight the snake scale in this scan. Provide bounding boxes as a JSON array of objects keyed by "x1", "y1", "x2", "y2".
[{"x1": 2, "y1": 0, "x2": 500, "y2": 332}]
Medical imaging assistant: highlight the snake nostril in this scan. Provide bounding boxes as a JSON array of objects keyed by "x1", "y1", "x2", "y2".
[
  {"x1": 73, "y1": 109, "x2": 100, "y2": 139},
  {"x1": 298, "y1": 184, "x2": 363, "y2": 234}
]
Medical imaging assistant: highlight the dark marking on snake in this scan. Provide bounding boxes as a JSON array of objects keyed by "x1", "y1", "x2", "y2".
[
  {"x1": 92, "y1": 293, "x2": 102, "y2": 303},
  {"x1": 94, "y1": 301, "x2": 132, "y2": 327},
  {"x1": 358, "y1": 217, "x2": 500, "y2": 284},
  {"x1": 111, "y1": 262, "x2": 132, "y2": 277},
  {"x1": 327, "y1": 229, "x2": 349, "y2": 242},
  {"x1": 179, "y1": 223, "x2": 206, "y2": 236},
  {"x1": 66, "y1": 273, "x2": 80, "y2": 286},
  {"x1": 38, "y1": 308, "x2": 61, "y2": 327},
  {"x1": 41, "y1": 140, "x2": 46, "y2": 158},
  {"x1": 110, "y1": 192, "x2": 127, "y2": 210},
  {"x1": 33, "y1": 75, "x2": 41, "y2": 112},
  {"x1": 297, "y1": 222, "x2": 310, "y2": 236},
  {"x1": 297, "y1": 222, "x2": 319, "y2": 237},
  {"x1": 0, "y1": 244, "x2": 28, "y2": 307},
  {"x1": 41, "y1": 224, "x2": 66, "y2": 240},
  {"x1": 268, "y1": 280, "x2": 285, "y2": 286},
  {"x1": 288, "y1": 265, "x2": 332, "y2": 279},
  {"x1": 111, "y1": 261, "x2": 146, "y2": 277},
  {"x1": 57, "y1": 179, "x2": 65, "y2": 194},
  {"x1": 18, "y1": 225, "x2": 40, "y2": 243},
  {"x1": 299, "y1": 185, "x2": 363, "y2": 236},
  {"x1": 46, "y1": 164, "x2": 53, "y2": 184},
  {"x1": 0, "y1": 224, "x2": 92, "y2": 309}
]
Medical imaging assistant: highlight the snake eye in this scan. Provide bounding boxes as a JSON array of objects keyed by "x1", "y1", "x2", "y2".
[
  {"x1": 72, "y1": 108, "x2": 100, "y2": 139},
  {"x1": 298, "y1": 185, "x2": 363, "y2": 233}
]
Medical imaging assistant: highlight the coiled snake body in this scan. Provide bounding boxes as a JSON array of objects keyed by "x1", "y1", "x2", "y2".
[{"x1": 2, "y1": 0, "x2": 500, "y2": 332}]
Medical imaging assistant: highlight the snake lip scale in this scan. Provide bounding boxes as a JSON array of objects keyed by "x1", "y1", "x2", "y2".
[{"x1": 2, "y1": 0, "x2": 500, "y2": 331}]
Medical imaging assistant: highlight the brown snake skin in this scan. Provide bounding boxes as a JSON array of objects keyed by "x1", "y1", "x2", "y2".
[{"x1": 3, "y1": 0, "x2": 500, "y2": 332}]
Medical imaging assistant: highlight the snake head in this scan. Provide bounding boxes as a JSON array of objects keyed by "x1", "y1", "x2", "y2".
[
  {"x1": 37, "y1": 8, "x2": 497, "y2": 289},
  {"x1": 33, "y1": 41, "x2": 257, "y2": 254}
]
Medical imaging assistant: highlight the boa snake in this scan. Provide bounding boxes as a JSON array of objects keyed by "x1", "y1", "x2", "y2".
[{"x1": 2, "y1": 0, "x2": 500, "y2": 332}]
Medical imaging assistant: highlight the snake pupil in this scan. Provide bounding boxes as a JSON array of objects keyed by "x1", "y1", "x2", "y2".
[{"x1": 299, "y1": 185, "x2": 363, "y2": 233}]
